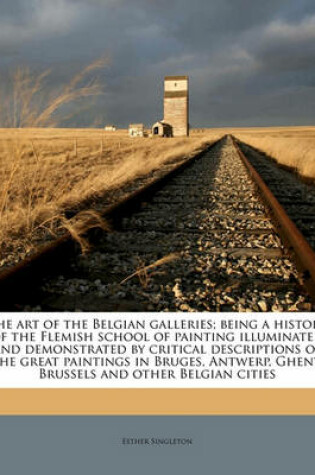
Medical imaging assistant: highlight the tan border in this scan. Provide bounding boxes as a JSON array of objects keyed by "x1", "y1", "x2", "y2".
[{"x1": 1, "y1": 389, "x2": 315, "y2": 415}]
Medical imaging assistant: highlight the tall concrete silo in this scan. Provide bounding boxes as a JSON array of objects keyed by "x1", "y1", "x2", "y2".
[{"x1": 164, "y1": 76, "x2": 189, "y2": 137}]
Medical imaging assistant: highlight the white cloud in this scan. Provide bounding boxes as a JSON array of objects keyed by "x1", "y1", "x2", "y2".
[
  {"x1": 0, "y1": 0, "x2": 83, "y2": 45},
  {"x1": 264, "y1": 14, "x2": 315, "y2": 42}
]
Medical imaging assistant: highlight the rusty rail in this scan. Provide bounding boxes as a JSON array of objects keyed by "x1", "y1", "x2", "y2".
[{"x1": 231, "y1": 135, "x2": 315, "y2": 299}]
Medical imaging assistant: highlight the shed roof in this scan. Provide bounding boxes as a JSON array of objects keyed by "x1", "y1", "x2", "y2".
[{"x1": 152, "y1": 121, "x2": 172, "y2": 128}]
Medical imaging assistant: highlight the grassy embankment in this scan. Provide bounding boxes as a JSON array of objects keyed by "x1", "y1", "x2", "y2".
[
  {"x1": 232, "y1": 126, "x2": 315, "y2": 179},
  {"x1": 0, "y1": 128, "x2": 221, "y2": 264}
]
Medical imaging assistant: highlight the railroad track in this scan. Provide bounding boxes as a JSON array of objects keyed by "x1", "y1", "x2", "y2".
[{"x1": 1, "y1": 135, "x2": 315, "y2": 312}]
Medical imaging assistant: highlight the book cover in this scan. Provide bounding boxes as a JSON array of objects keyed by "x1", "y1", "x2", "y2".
[{"x1": 0, "y1": 1, "x2": 315, "y2": 474}]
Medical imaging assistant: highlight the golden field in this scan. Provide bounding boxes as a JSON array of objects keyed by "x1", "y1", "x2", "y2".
[
  {"x1": 0, "y1": 127, "x2": 221, "y2": 265},
  {"x1": 231, "y1": 126, "x2": 315, "y2": 179}
]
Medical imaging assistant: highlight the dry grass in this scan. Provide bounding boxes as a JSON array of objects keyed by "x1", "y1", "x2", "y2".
[
  {"x1": 1, "y1": 58, "x2": 107, "y2": 128},
  {"x1": 0, "y1": 127, "x2": 221, "y2": 264},
  {"x1": 120, "y1": 253, "x2": 180, "y2": 288},
  {"x1": 232, "y1": 126, "x2": 315, "y2": 179}
]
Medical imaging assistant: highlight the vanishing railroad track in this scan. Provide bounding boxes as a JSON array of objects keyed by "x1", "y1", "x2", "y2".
[{"x1": 1, "y1": 135, "x2": 315, "y2": 312}]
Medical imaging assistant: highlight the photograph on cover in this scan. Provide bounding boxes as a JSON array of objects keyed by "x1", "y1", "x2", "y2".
[{"x1": 0, "y1": 0, "x2": 315, "y2": 313}]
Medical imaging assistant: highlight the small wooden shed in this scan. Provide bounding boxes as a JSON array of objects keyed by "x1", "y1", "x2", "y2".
[
  {"x1": 129, "y1": 124, "x2": 145, "y2": 137},
  {"x1": 152, "y1": 121, "x2": 172, "y2": 137}
]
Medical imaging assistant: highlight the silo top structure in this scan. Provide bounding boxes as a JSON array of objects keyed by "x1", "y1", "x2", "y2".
[{"x1": 164, "y1": 76, "x2": 189, "y2": 137}]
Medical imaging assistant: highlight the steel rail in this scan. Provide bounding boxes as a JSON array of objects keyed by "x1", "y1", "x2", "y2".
[
  {"x1": 231, "y1": 135, "x2": 315, "y2": 299},
  {"x1": 0, "y1": 137, "x2": 223, "y2": 310}
]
